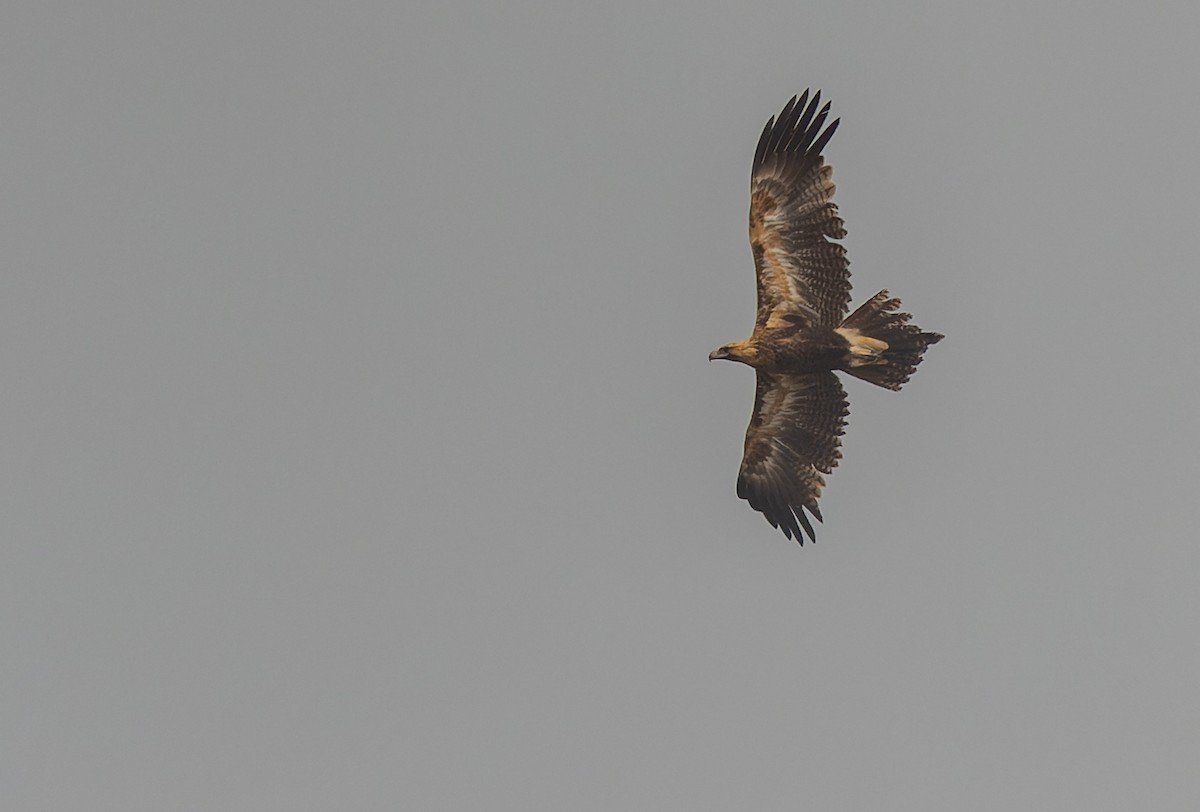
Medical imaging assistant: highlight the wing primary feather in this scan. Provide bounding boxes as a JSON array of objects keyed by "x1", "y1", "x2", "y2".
[
  {"x1": 776, "y1": 500, "x2": 798, "y2": 541},
  {"x1": 773, "y1": 95, "x2": 835, "y2": 174},
  {"x1": 795, "y1": 507, "x2": 815, "y2": 545},
  {"x1": 777, "y1": 93, "x2": 810, "y2": 156},
  {"x1": 810, "y1": 104, "x2": 830, "y2": 137},
  {"x1": 792, "y1": 91, "x2": 822, "y2": 144},
  {"x1": 809, "y1": 117, "x2": 840, "y2": 159},
  {"x1": 755, "y1": 89, "x2": 843, "y2": 177},
  {"x1": 753, "y1": 116, "x2": 775, "y2": 169},
  {"x1": 800, "y1": 105, "x2": 831, "y2": 153},
  {"x1": 783, "y1": 91, "x2": 808, "y2": 129},
  {"x1": 763, "y1": 95, "x2": 799, "y2": 159},
  {"x1": 779, "y1": 92, "x2": 811, "y2": 153}
]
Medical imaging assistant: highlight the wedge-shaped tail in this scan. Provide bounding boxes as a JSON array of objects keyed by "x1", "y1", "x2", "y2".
[{"x1": 836, "y1": 290, "x2": 943, "y2": 391}]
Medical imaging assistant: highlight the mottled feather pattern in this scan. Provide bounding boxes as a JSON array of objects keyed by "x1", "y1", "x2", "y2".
[{"x1": 750, "y1": 90, "x2": 850, "y2": 329}]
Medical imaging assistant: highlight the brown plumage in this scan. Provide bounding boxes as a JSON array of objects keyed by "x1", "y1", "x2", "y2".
[{"x1": 710, "y1": 90, "x2": 943, "y2": 544}]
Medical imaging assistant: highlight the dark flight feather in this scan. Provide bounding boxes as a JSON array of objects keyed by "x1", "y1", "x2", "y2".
[{"x1": 736, "y1": 371, "x2": 847, "y2": 544}]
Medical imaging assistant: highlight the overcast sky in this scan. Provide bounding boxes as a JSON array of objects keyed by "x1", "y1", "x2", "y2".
[{"x1": 4, "y1": 2, "x2": 1200, "y2": 809}]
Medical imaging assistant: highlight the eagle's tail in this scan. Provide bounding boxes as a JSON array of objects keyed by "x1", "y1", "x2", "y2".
[{"x1": 836, "y1": 290, "x2": 943, "y2": 391}]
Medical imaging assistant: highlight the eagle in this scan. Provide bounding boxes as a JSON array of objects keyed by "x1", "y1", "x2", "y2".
[{"x1": 710, "y1": 90, "x2": 943, "y2": 544}]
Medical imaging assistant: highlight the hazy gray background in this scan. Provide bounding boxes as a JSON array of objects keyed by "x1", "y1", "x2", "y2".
[{"x1": 4, "y1": 1, "x2": 1199, "y2": 809}]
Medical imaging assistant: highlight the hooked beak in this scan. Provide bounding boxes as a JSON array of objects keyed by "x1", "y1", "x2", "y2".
[{"x1": 708, "y1": 347, "x2": 728, "y2": 361}]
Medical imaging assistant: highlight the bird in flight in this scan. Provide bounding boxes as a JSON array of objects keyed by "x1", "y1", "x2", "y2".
[{"x1": 710, "y1": 90, "x2": 943, "y2": 544}]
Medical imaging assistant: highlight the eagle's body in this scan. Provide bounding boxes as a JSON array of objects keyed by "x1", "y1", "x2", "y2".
[
  {"x1": 714, "y1": 325, "x2": 851, "y2": 374},
  {"x1": 710, "y1": 90, "x2": 942, "y2": 544}
]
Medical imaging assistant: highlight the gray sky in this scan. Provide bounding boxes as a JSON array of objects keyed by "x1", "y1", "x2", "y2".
[{"x1": 5, "y1": 1, "x2": 1200, "y2": 809}]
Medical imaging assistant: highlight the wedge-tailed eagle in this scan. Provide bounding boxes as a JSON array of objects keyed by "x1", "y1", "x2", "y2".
[{"x1": 709, "y1": 90, "x2": 943, "y2": 544}]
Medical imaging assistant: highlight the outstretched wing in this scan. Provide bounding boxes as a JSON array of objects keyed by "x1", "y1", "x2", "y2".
[
  {"x1": 750, "y1": 90, "x2": 850, "y2": 329},
  {"x1": 736, "y1": 371, "x2": 848, "y2": 544}
]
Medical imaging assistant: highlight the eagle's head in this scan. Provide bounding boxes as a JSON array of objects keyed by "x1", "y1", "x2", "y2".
[{"x1": 709, "y1": 341, "x2": 759, "y2": 365}]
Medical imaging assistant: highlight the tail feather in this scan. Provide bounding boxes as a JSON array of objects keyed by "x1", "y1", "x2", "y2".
[{"x1": 837, "y1": 290, "x2": 942, "y2": 390}]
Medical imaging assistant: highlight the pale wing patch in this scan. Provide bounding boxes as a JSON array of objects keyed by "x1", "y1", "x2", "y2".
[
  {"x1": 749, "y1": 189, "x2": 802, "y2": 318},
  {"x1": 835, "y1": 326, "x2": 889, "y2": 367}
]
